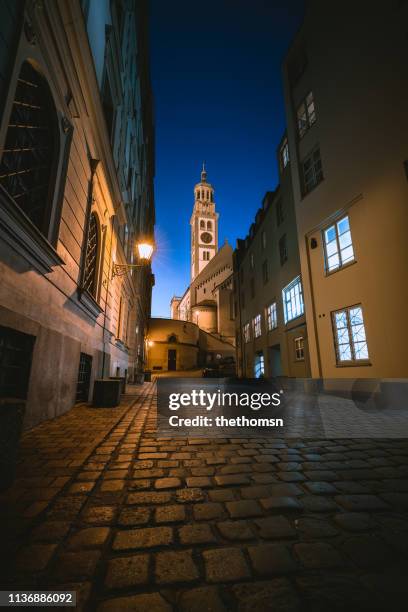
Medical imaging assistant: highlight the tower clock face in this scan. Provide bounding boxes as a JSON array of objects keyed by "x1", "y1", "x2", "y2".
[{"x1": 200, "y1": 231, "x2": 212, "y2": 244}]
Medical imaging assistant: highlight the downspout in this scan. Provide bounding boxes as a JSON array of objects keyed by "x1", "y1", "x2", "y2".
[{"x1": 101, "y1": 213, "x2": 115, "y2": 377}]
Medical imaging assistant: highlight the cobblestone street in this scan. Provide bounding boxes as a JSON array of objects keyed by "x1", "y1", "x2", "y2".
[{"x1": 1, "y1": 383, "x2": 408, "y2": 611}]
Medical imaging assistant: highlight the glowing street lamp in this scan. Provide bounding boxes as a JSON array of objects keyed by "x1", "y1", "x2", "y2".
[
  {"x1": 112, "y1": 238, "x2": 155, "y2": 278},
  {"x1": 137, "y1": 242, "x2": 154, "y2": 261}
]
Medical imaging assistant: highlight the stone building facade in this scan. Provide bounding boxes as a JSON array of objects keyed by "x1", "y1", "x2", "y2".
[
  {"x1": 171, "y1": 166, "x2": 235, "y2": 344},
  {"x1": 0, "y1": 0, "x2": 155, "y2": 429},
  {"x1": 234, "y1": 137, "x2": 311, "y2": 379},
  {"x1": 146, "y1": 318, "x2": 235, "y2": 372},
  {"x1": 281, "y1": 0, "x2": 408, "y2": 379},
  {"x1": 235, "y1": 0, "x2": 408, "y2": 382}
]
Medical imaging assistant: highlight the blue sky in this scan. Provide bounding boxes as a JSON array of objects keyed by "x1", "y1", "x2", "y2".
[{"x1": 149, "y1": 0, "x2": 304, "y2": 317}]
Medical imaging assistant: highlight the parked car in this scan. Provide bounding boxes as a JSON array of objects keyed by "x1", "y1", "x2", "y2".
[{"x1": 202, "y1": 357, "x2": 236, "y2": 378}]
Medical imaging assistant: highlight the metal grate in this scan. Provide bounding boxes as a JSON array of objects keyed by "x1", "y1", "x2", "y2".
[
  {"x1": 83, "y1": 213, "x2": 98, "y2": 296},
  {"x1": 0, "y1": 325, "x2": 35, "y2": 399},
  {"x1": 0, "y1": 61, "x2": 57, "y2": 234},
  {"x1": 76, "y1": 352, "x2": 92, "y2": 403}
]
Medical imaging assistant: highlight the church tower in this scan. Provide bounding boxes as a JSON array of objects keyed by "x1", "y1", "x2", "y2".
[{"x1": 190, "y1": 163, "x2": 219, "y2": 281}]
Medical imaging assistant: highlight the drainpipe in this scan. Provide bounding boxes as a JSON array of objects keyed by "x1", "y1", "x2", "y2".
[{"x1": 101, "y1": 213, "x2": 115, "y2": 377}]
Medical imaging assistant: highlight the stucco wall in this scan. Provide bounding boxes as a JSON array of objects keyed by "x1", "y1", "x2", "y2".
[{"x1": 282, "y1": 1, "x2": 408, "y2": 378}]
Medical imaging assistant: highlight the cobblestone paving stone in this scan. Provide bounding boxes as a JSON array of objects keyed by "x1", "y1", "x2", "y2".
[{"x1": 1, "y1": 383, "x2": 408, "y2": 610}]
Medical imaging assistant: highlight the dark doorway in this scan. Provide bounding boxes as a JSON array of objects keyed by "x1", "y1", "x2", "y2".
[
  {"x1": 168, "y1": 349, "x2": 177, "y2": 371},
  {"x1": 76, "y1": 353, "x2": 93, "y2": 402},
  {"x1": 0, "y1": 325, "x2": 35, "y2": 399},
  {"x1": 268, "y1": 344, "x2": 283, "y2": 377}
]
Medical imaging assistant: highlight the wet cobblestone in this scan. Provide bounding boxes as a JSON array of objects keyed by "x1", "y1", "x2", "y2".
[{"x1": 1, "y1": 382, "x2": 408, "y2": 610}]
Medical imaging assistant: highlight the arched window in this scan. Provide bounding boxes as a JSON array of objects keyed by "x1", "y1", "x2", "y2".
[
  {"x1": 83, "y1": 213, "x2": 99, "y2": 297},
  {"x1": 207, "y1": 220, "x2": 212, "y2": 230},
  {"x1": 200, "y1": 220, "x2": 205, "y2": 229},
  {"x1": 168, "y1": 334, "x2": 177, "y2": 343},
  {"x1": 0, "y1": 60, "x2": 59, "y2": 236}
]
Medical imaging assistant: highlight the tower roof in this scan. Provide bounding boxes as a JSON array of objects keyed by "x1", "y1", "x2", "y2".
[{"x1": 201, "y1": 161, "x2": 207, "y2": 183}]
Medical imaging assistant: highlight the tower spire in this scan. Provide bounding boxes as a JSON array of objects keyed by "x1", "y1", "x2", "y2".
[{"x1": 201, "y1": 161, "x2": 207, "y2": 183}]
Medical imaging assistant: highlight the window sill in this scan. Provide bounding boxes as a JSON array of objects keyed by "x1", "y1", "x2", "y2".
[
  {"x1": 77, "y1": 288, "x2": 103, "y2": 319},
  {"x1": 335, "y1": 361, "x2": 372, "y2": 368},
  {"x1": 325, "y1": 259, "x2": 357, "y2": 277},
  {"x1": 0, "y1": 185, "x2": 65, "y2": 274},
  {"x1": 301, "y1": 177, "x2": 324, "y2": 200}
]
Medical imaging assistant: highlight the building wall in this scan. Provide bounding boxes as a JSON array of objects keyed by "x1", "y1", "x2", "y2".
[
  {"x1": 282, "y1": 0, "x2": 408, "y2": 378},
  {"x1": 147, "y1": 318, "x2": 199, "y2": 371},
  {"x1": 0, "y1": 0, "x2": 154, "y2": 429},
  {"x1": 147, "y1": 317, "x2": 235, "y2": 371},
  {"x1": 234, "y1": 165, "x2": 311, "y2": 379}
]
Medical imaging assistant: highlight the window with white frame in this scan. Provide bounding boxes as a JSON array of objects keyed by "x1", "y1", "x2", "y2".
[
  {"x1": 297, "y1": 91, "x2": 316, "y2": 138},
  {"x1": 323, "y1": 215, "x2": 354, "y2": 273},
  {"x1": 280, "y1": 137, "x2": 290, "y2": 170},
  {"x1": 254, "y1": 352, "x2": 265, "y2": 378},
  {"x1": 302, "y1": 147, "x2": 323, "y2": 194},
  {"x1": 332, "y1": 305, "x2": 369, "y2": 364},
  {"x1": 252, "y1": 314, "x2": 261, "y2": 338},
  {"x1": 294, "y1": 336, "x2": 304, "y2": 360},
  {"x1": 282, "y1": 276, "x2": 304, "y2": 323},
  {"x1": 243, "y1": 322, "x2": 250, "y2": 343},
  {"x1": 266, "y1": 302, "x2": 277, "y2": 331}
]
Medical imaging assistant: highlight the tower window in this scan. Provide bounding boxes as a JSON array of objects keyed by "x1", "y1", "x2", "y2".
[
  {"x1": 207, "y1": 220, "x2": 212, "y2": 230},
  {"x1": 83, "y1": 213, "x2": 99, "y2": 297},
  {"x1": 200, "y1": 220, "x2": 205, "y2": 229},
  {"x1": 0, "y1": 60, "x2": 59, "y2": 236}
]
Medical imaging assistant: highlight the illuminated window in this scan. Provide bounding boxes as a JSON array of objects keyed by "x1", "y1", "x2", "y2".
[
  {"x1": 243, "y1": 322, "x2": 250, "y2": 343},
  {"x1": 323, "y1": 215, "x2": 354, "y2": 273},
  {"x1": 282, "y1": 276, "x2": 304, "y2": 323},
  {"x1": 252, "y1": 314, "x2": 261, "y2": 338},
  {"x1": 302, "y1": 147, "x2": 323, "y2": 194},
  {"x1": 266, "y1": 302, "x2": 277, "y2": 331},
  {"x1": 254, "y1": 352, "x2": 265, "y2": 378},
  {"x1": 294, "y1": 337, "x2": 304, "y2": 360},
  {"x1": 332, "y1": 305, "x2": 369, "y2": 364},
  {"x1": 297, "y1": 91, "x2": 316, "y2": 138},
  {"x1": 279, "y1": 137, "x2": 290, "y2": 169}
]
